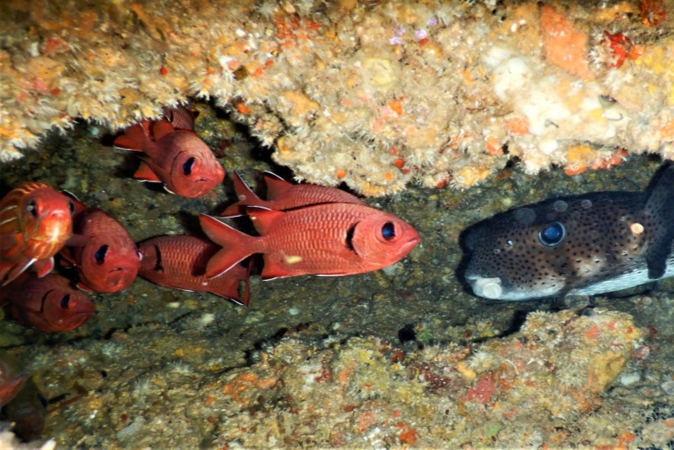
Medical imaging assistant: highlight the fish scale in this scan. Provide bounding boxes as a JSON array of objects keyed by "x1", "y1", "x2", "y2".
[{"x1": 461, "y1": 164, "x2": 674, "y2": 301}]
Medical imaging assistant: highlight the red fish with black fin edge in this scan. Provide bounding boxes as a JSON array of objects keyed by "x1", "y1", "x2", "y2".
[
  {"x1": 0, "y1": 182, "x2": 74, "y2": 286},
  {"x1": 60, "y1": 197, "x2": 141, "y2": 293},
  {"x1": 200, "y1": 203, "x2": 421, "y2": 280},
  {"x1": 0, "y1": 353, "x2": 27, "y2": 409},
  {"x1": 113, "y1": 114, "x2": 224, "y2": 198},
  {"x1": 137, "y1": 235, "x2": 250, "y2": 306},
  {"x1": 220, "y1": 171, "x2": 366, "y2": 217},
  {"x1": 0, "y1": 273, "x2": 95, "y2": 332}
]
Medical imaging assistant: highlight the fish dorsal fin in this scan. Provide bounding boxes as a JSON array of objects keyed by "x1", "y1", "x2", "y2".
[
  {"x1": 263, "y1": 172, "x2": 293, "y2": 200},
  {"x1": 246, "y1": 207, "x2": 283, "y2": 236},
  {"x1": 133, "y1": 160, "x2": 162, "y2": 183},
  {"x1": 643, "y1": 164, "x2": 674, "y2": 279},
  {"x1": 151, "y1": 120, "x2": 175, "y2": 141}
]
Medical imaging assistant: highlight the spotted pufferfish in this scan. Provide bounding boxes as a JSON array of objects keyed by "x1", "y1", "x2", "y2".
[{"x1": 461, "y1": 164, "x2": 674, "y2": 301}]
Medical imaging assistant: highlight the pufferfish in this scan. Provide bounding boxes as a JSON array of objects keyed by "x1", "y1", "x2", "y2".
[{"x1": 461, "y1": 164, "x2": 674, "y2": 301}]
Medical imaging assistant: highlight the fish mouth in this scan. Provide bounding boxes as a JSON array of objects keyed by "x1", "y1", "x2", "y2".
[{"x1": 465, "y1": 275, "x2": 504, "y2": 299}]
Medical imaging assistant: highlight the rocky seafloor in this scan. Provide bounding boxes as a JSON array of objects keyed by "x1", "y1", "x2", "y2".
[{"x1": 1, "y1": 103, "x2": 674, "y2": 448}]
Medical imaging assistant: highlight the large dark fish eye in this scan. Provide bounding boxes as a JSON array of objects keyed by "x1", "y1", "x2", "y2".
[
  {"x1": 381, "y1": 222, "x2": 396, "y2": 241},
  {"x1": 183, "y1": 157, "x2": 196, "y2": 175},
  {"x1": 538, "y1": 222, "x2": 566, "y2": 247},
  {"x1": 25, "y1": 199, "x2": 39, "y2": 218},
  {"x1": 95, "y1": 245, "x2": 109, "y2": 265},
  {"x1": 60, "y1": 294, "x2": 71, "y2": 309},
  {"x1": 68, "y1": 200, "x2": 76, "y2": 216}
]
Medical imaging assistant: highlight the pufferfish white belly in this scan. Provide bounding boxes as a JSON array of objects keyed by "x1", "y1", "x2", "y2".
[{"x1": 461, "y1": 164, "x2": 674, "y2": 301}]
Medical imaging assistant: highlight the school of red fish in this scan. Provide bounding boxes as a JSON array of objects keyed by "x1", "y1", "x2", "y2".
[
  {"x1": 0, "y1": 107, "x2": 419, "y2": 442},
  {"x1": 0, "y1": 106, "x2": 421, "y2": 334}
]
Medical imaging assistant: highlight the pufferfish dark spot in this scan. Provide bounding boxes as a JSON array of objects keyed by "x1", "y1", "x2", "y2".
[{"x1": 459, "y1": 163, "x2": 674, "y2": 301}]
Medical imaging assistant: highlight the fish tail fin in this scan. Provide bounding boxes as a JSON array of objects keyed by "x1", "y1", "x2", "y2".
[
  {"x1": 220, "y1": 172, "x2": 262, "y2": 217},
  {"x1": 113, "y1": 122, "x2": 152, "y2": 152},
  {"x1": 199, "y1": 215, "x2": 256, "y2": 278}
]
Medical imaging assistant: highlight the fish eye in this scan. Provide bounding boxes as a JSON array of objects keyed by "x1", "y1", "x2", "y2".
[
  {"x1": 381, "y1": 222, "x2": 396, "y2": 241},
  {"x1": 25, "y1": 199, "x2": 39, "y2": 218},
  {"x1": 183, "y1": 157, "x2": 196, "y2": 175},
  {"x1": 68, "y1": 200, "x2": 76, "y2": 216},
  {"x1": 538, "y1": 222, "x2": 566, "y2": 247},
  {"x1": 60, "y1": 294, "x2": 71, "y2": 309},
  {"x1": 95, "y1": 245, "x2": 109, "y2": 265}
]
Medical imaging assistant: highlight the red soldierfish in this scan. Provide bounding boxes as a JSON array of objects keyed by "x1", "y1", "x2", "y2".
[
  {"x1": 113, "y1": 113, "x2": 224, "y2": 198},
  {"x1": 0, "y1": 353, "x2": 27, "y2": 408},
  {"x1": 200, "y1": 203, "x2": 421, "y2": 280},
  {"x1": 137, "y1": 235, "x2": 250, "y2": 305},
  {"x1": 61, "y1": 199, "x2": 140, "y2": 293},
  {"x1": 0, "y1": 182, "x2": 74, "y2": 286},
  {"x1": 220, "y1": 171, "x2": 365, "y2": 217},
  {"x1": 0, "y1": 273, "x2": 95, "y2": 332}
]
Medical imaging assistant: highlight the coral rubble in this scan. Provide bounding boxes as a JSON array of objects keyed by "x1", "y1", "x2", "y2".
[
  {"x1": 206, "y1": 308, "x2": 643, "y2": 447},
  {"x1": 2, "y1": 0, "x2": 674, "y2": 195}
]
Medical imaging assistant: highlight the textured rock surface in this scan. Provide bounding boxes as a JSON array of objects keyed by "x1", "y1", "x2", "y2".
[{"x1": 2, "y1": 0, "x2": 674, "y2": 195}]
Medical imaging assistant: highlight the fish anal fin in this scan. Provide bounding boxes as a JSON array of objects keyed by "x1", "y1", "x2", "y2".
[
  {"x1": 260, "y1": 254, "x2": 292, "y2": 280},
  {"x1": 134, "y1": 160, "x2": 162, "y2": 183}
]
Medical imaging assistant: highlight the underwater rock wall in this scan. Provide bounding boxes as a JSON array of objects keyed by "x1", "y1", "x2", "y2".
[{"x1": 1, "y1": 0, "x2": 674, "y2": 195}]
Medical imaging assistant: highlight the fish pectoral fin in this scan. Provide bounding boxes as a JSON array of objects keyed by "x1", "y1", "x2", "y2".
[{"x1": 133, "y1": 160, "x2": 162, "y2": 183}]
